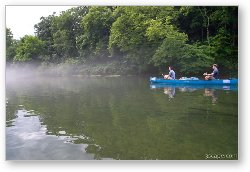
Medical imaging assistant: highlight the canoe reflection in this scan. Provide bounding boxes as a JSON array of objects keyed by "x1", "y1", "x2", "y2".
[{"x1": 150, "y1": 84, "x2": 237, "y2": 103}]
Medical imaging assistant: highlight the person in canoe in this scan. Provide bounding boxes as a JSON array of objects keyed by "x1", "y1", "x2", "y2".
[
  {"x1": 203, "y1": 64, "x2": 219, "y2": 80},
  {"x1": 162, "y1": 66, "x2": 175, "y2": 80}
]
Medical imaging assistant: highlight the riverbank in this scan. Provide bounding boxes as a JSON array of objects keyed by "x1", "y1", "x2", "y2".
[
  {"x1": 6, "y1": 61, "x2": 238, "y2": 79},
  {"x1": 6, "y1": 61, "x2": 153, "y2": 78}
]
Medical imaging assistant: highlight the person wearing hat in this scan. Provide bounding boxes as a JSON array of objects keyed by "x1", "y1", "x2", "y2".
[{"x1": 203, "y1": 64, "x2": 219, "y2": 80}]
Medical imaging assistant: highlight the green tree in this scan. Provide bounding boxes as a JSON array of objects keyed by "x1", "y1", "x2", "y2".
[
  {"x1": 14, "y1": 35, "x2": 45, "y2": 62},
  {"x1": 177, "y1": 6, "x2": 238, "y2": 75},
  {"x1": 52, "y1": 9, "x2": 81, "y2": 60},
  {"x1": 179, "y1": 44, "x2": 215, "y2": 75},
  {"x1": 151, "y1": 33, "x2": 188, "y2": 70},
  {"x1": 6, "y1": 28, "x2": 13, "y2": 48},
  {"x1": 6, "y1": 28, "x2": 18, "y2": 62},
  {"x1": 109, "y1": 6, "x2": 178, "y2": 73},
  {"x1": 177, "y1": 6, "x2": 214, "y2": 43},
  {"x1": 6, "y1": 41, "x2": 18, "y2": 62},
  {"x1": 145, "y1": 16, "x2": 188, "y2": 69},
  {"x1": 77, "y1": 6, "x2": 114, "y2": 61},
  {"x1": 210, "y1": 7, "x2": 238, "y2": 72},
  {"x1": 34, "y1": 6, "x2": 89, "y2": 62},
  {"x1": 34, "y1": 13, "x2": 56, "y2": 60},
  {"x1": 13, "y1": 6, "x2": 237, "y2": 76}
]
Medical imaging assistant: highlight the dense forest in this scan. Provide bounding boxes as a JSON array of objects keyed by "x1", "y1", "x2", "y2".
[{"x1": 6, "y1": 6, "x2": 238, "y2": 77}]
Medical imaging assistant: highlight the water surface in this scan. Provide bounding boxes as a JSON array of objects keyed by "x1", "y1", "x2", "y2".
[{"x1": 6, "y1": 76, "x2": 238, "y2": 160}]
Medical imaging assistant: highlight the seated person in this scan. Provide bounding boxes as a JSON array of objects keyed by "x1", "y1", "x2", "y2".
[
  {"x1": 162, "y1": 66, "x2": 175, "y2": 80},
  {"x1": 203, "y1": 64, "x2": 219, "y2": 80}
]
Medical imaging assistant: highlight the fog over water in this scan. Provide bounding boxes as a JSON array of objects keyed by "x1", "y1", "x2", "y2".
[{"x1": 6, "y1": 64, "x2": 73, "y2": 79}]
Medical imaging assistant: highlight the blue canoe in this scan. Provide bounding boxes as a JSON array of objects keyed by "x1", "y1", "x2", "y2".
[{"x1": 150, "y1": 77, "x2": 238, "y2": 85}]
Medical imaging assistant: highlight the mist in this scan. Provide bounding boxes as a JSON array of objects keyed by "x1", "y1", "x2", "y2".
[{"x1": 5, "y1": 61, "x2": 128, "y2": 84}]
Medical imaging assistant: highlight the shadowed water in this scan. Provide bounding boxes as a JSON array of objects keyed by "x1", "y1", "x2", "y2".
[{"x1": 6, "y1": 76, "x2": 238, "y2": 160}]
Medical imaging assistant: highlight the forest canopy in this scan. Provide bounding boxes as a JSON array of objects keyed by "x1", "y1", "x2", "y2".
[{"x1": 6, "y1": 6, "x2": 238, "y2": 77}]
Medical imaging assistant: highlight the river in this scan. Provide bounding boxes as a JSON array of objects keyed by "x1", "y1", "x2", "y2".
[{"x1": 6, "y1": 76, "x2": 238, "y2": 160}]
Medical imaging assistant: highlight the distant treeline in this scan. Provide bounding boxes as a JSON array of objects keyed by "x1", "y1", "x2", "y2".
[{"x1": 6, "y1": 6, "x2": 238, "y2": 76}]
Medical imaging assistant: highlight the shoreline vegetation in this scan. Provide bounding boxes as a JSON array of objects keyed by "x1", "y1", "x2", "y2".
[
  {"x1": 6, "y1": 62, "x2": 236, "y2": 79},
  {"x1": 6, "y1": 62, "x2": 148, "y2": 78},
  {"x1": 6, "y1": 6, "x2": 238, "y2": 78}
]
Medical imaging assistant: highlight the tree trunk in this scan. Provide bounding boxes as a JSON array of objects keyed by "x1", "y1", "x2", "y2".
[
  {"x1": 206, "y1": 15, "x2": 210, "y2": 45},
  {"x1": 198, "y1": 7, "x2": 210, "y2": 45}
]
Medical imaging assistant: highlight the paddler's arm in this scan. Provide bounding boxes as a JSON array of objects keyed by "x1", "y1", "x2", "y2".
[{"x1": 203, "y1": 72, "x2": 213, "y2": 76}]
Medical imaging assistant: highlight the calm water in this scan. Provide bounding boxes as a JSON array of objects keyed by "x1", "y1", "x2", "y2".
[{"x1": 6, "y1": 76, "x2": 238, "y2": 160}]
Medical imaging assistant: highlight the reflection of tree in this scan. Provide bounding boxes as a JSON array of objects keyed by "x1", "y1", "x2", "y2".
[{"x1": 6, "y1": 77, "x2": 238, "y2": 160}]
